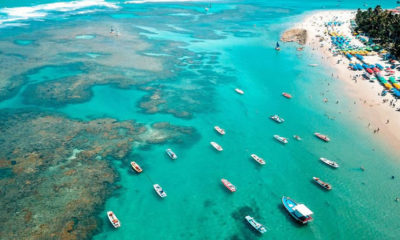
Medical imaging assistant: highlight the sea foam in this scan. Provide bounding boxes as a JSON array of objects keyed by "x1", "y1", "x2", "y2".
[{"x1": 0, "y1": 0, "x2": 120, "y2": 25}]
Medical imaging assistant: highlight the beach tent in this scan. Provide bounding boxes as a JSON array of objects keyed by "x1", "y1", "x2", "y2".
[
  {"x1": 384, "y1": 82, "x2": 393, "y2": 89},
  {"x1": 393, "y1": 89, "x2": 400, "y2": 98}
]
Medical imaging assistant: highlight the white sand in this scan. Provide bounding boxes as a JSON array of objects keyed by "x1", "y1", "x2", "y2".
[{"x1": 293, "y1": 10, "x2": 400, "y2": 155}]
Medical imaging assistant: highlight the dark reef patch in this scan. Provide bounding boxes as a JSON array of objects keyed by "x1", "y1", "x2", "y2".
[
  {"x1": 0, "y1": 109, "x2": 197, "y2": 239},
  {"x1": 230, "y1": 203, "x2": 263, "y2": 239},
  {"x1": 21, "y1": 62, "x2": 161, "y2": 107}
]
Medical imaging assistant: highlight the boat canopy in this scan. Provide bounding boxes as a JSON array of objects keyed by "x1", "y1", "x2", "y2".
[{"x1": 293, "y1": 204, "x2": 313, "y2": 215}]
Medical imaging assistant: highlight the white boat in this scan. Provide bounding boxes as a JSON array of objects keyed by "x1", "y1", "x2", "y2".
[
  {"x1": 210, "y1": 141, "x2": 223, "y2": 151},
  {"x1": 153, "y1": 184, "x2": 167, "y2": 198},
  {"x1": 309, "y1": 63, "x2": 318, "y2": 67},
  {"x1": 214, "y1": 126, "x2": 225, "y2": 135},
  {"x1": 293, "y1": 135, "x2": 302, "y2": 141},
  {"x1": 130, "y1": 161, "x2": 142, "y2": 173},
  {"x1": 251, "y1": 154, "x2": 265, "y2": 165},
  {"x1": 319, "y1": 157, "x2": 339, "y2": 168},
  {"x1": 107, "y1": 211, "x2": 121, "y2": 228},
  {"x1": 273, "y1": 135, "x2": 288, "y2": 144},
  {"x1": 166, "y1": 148, "x2": 177, "y2": 160},
  {"x1": 235, "y1": 88, "x2": 244, "y2": 95},
  {"x1": 270, "y1": 114, "x2": 285, "y2": 123},
  {"x1": 245, "y1": 216, "x2": 267, "y2": 234},
  {"x1": 221, "y1": 179, "x2": 236, "y2": 192}
]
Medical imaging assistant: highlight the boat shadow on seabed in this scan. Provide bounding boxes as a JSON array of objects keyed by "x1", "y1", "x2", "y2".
[{"x1": 277, "y1": 204, "x2": 308, "y2": 228}]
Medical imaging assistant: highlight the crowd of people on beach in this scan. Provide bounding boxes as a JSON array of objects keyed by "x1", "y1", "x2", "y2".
[{"x1": 293, "y1": 12, "x2": 400, "y2": 202}]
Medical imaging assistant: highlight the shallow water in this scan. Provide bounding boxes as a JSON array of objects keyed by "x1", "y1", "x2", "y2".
[{"x1": 0, "y1": 0, "x2": 399, "y2": 239}]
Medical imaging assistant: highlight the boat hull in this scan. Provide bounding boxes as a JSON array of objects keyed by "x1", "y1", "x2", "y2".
[
  {"x1": 251, "y1": 154, "x2": 265, "y2": 165},
  {"x1": 274, "y1": 135, "x2": 288, "y2": 144},
  {"x1": 282, "y1": 196, "x2": 312, "y2": 224},
  {"x1": 221, "y1": 179, "x2": 236, "y2": 192},
  {"x1": 245, "y1": 216, "x2": 267, "y2": 234},
  {"x1": 130, "y1": 161, "x2": 142, "y2": 173},
  {"x1": 166, "y1": 149, "x2": 177, "y2": 160},
  {"x1": 314, "y1": 133, "x2": 330, "y2": 142},
  {"x1": 312, "y1": 177, "x2": 332, "y2": 190},
  {"x1": 153, "y1": 184, "x2": 167, "y2": 198},
  {"x1": 319, "y1": 158, "x2": 339, "y2": 168},
  {"x1": 210, "y1": 142, "x2": 223, "y2": 151},
  {"x1": 107, "y1": 211, "x2": 121, "y2": 228},
  {"x1": 214, "y1": 126, "x2": 225, "y2": 135}
]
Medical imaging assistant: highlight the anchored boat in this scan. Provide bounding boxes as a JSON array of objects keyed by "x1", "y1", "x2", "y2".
[
  {"x1": 210, "y1": 141, "x2": 223, "y2": 151},
  {"x1": 320, "y1": 157, "x2": 339, "y2": 168},
  {"x1": 221, "y1": 179, "x2": 236, "y2": 192},
  {"x1": 166, "y1": 148, "x2": 177, "y2": 160},
  {"x1": 275, "y1": 41, "x2": 280, "y2": 51},
  {"x1": 235, "y1": 88, "x2": 244, "y2": 95},
  {"x1": 312, "y1": 177, "x2": 332, "y2": 190},
  {"x1": 274, "y1": 135, "x2": 288, "y2": 144},
  {"x1": 293, "y1": 135, "x2": 302, "y2": 141},
  {"x1": 130, "y1": 161, "x2": 142, "y2": 173},
  {"x1": 282, "y1": 92, "x2": 292, "y2": 99},
  {"x1": 107, "y1": 211, "x2": 121, "y2": 228},
  {"x1": 153, "y1": 184, "x2": 167, "y2": 198},
  {"x1": 251, "y1": 154, "x2": 265, "y2": 165},
  {"x1": 282, "y1": 196, "x2": 313, "y2": 224},
  {"x1": 245, "y1": 216, "x2": 267, "y2": 234},
  {"x1": 270, "y1": 114, "x2": 285, "y2": 123},
  {"x1": 314, "y1": 132, "x2": 330, "y2": 142},
  {"x1": 214, "y1": 126, "x2": 225, "y2": 135}
]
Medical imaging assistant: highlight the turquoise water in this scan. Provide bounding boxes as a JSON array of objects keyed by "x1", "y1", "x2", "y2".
[{"x1": 1, "y1": 0, "x2": 400, "y2": 239}]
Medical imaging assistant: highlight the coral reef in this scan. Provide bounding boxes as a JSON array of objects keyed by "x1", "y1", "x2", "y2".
[{"x1": 0, "y1": 109, "x2": 197, "y2": 239}]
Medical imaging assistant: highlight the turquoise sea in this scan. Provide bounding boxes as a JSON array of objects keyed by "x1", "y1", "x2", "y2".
[{"x1": 1, "y1": 0, "x2": 400, "y2": 239}]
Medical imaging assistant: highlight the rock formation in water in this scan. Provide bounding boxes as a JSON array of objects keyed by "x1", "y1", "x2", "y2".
[{"x1": 281, "y1": 28, "x2": 308, "y2": 45}]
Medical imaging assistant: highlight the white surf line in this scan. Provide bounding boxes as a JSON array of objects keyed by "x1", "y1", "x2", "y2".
[{"x1": 0, "y1": 0, "x2": 120, "y2": 25}]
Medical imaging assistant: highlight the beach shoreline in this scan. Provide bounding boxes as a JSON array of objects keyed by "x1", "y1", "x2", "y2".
[{"x1": 284, "y1": 10, "x2": 400, "y2": 156}]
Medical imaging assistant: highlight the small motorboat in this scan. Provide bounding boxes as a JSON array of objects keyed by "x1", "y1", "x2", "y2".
[
  {"x1": 282, "y1": 92, "x2": 292, "y2": 99},
  {"x1": 270, "y1": 114, "x2": 285, "y2": 123},
  {"x1": 273, "y1": 135, "x2": 288, "y2": 144},
  {"x1": 314, "y1": 132, "x2": 330, "y2": 142},
  {"x1": 245, "y1": 216, "x2": 267, "y2": 234},
  {"x1": 320, "y1": 157, "x2": 339, "y2": 168},
  {"x1": 107, "y1": 211, "x2": 121, "y2": 228},
  {"x1": 293, "y1": 135, "x2": 302, "y2": 141},
  {"x1": 221, "y1": 179, "x2": 236, "y2": 192},
  {"x1": 235, "y1": 88, "x2": 244, "y2": 95},
  {"x1": 166, "y1": 148, "x2": 178, "y2": 160},
  {"x1": 214, "y1": 126, "x2": 226, "y2": 135},
  {"x1": 312, "y1": 177, "x2": 332, "y2": 190},
  {"x1": 130, "y1": 161, "x2": 142, "y2": 173},
  {"x1": 282, "y1": 196, "x2": 313, "y2": 224},
  {"x1": 153, "y1": 184, "x2": 167, "y2": 198},
  {"x1": 251, "y1": 154, "x2": 265, "y2": 165},
  {"x1": 309, "y1": 63, "x2": 318, "y2": 67},
  {"x1": 210, "y1": 141, "x2": 223, "y2": 151}
]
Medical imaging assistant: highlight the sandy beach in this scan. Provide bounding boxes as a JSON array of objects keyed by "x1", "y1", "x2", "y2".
[{"x1": 285, "y1": 10, "x2": 400, "y2": 156}]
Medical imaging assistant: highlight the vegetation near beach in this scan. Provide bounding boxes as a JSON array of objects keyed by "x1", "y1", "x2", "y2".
[{"x1": 355, "y1": 5, "x2": 400, "y2": 57}]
